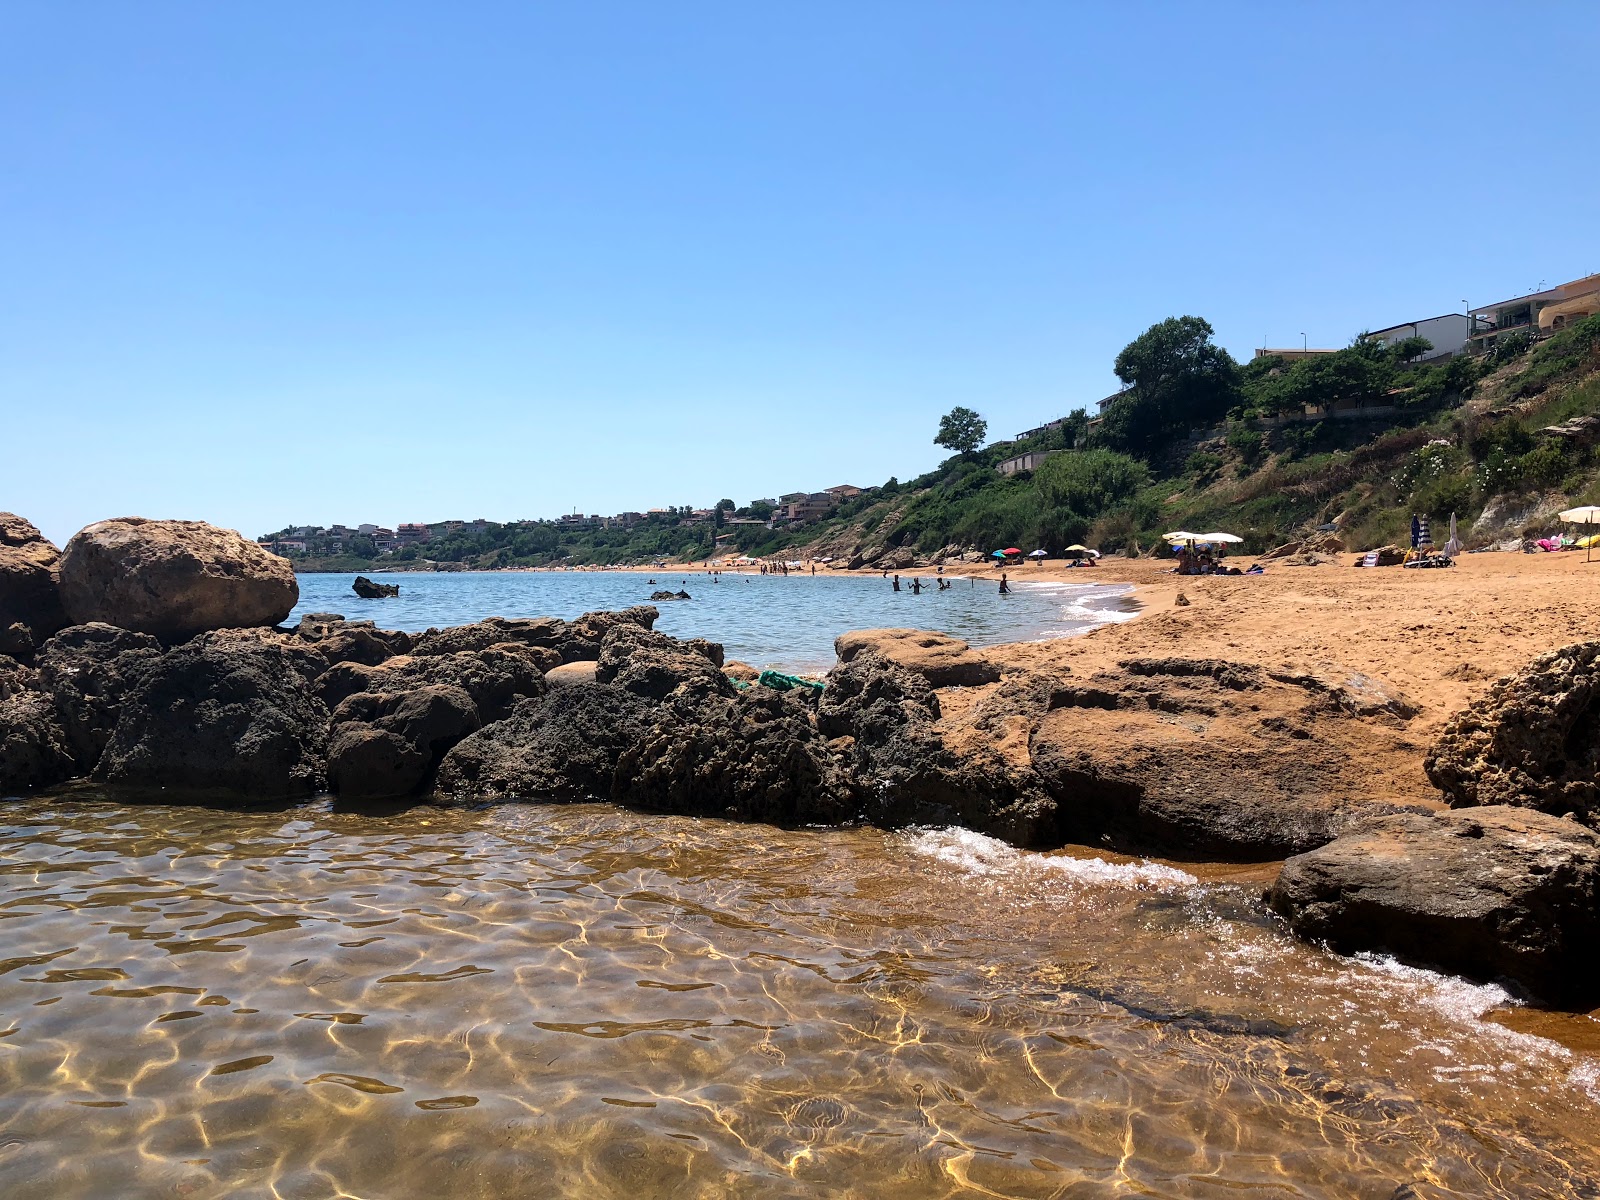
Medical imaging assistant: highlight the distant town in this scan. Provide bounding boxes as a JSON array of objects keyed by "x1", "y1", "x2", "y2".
[{"x1": 257, "y1": 485, "x2": 869, "y2": 558}]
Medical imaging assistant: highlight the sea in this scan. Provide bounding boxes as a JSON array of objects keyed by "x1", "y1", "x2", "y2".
[{"x1": 287, "y1": 569, "x2": 1139, "y2": 672}]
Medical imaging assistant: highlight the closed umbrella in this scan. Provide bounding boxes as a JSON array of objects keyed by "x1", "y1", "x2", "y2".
[{"x1": 1443, "y1": 513, "x2": 1461, "y2": 558}]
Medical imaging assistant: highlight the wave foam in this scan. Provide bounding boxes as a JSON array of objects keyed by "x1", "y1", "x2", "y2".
[{"x1": 904, "y1": 827, "x2": 1196, "y2": 891}]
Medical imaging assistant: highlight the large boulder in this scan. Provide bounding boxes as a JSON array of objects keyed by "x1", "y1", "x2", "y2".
[
  {"x1": 58, "y1": 518, "x2": 298, "y2": 641},
  {"x1": 35, "y1": 623, "x2": 164, "y2": 769},
  {"x1": 1425, "y1": 641, "x2": 1600, "y2": 818},
  {"x1": 1267, "y1": 807, "x2": 1600, "y2": 1005},
  {"x1": 96, "y1": 638, "x2": 328, "y2": 798},
  {"x1": 327, "y1": 685, "x2": 480, "y2": 800},
  {"x1": 834, "y1": 628, "x2": 1001, "y2": 688},
  {"x1": 0, "y1": 691, "x2": 76, "y2": 794},
  {"x1": 0, "y1": 514, "x2": 69, "y2": 657}
]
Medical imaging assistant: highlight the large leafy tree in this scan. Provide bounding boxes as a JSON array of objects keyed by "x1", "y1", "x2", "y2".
[
  {"x1": 934, "y1": 406, "x2": 988, "y2": 457},
  {"x1": 1099, "y1": 317, "x2": 1240, "y2": 454}
]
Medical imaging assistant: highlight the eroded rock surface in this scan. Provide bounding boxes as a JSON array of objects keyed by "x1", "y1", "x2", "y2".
[
  {"x1": 58, "y1": 518, "x2": 298, "y2": 640},
  {"x1": 0, "y1": 513, "x2": 69, "y2": 657},
  {"x1": 96, "y1": 638, "x2": 328, "y2": 797},
  {"x1": 328, "y1": 684, "x2": 480, "y2": 800},
  {"x1": 1425, "y1": 641, "x2": 1600, "y2": 818},
  {"x1": 1267, "y1": 807, "x2": 1600, "y2": 1005}
]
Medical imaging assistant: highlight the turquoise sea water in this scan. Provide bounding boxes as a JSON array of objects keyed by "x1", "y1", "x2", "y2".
[{"x1": 289, "y1": 570, "x2": 1137, "y2": 672}]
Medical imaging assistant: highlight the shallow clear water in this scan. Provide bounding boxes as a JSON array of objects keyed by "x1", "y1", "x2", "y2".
[
  {"x1": 288, "y1": 571, "x2": 1135, "y2": 672},
  {"x1": 2, "y1": 795, "x2": 1598, "y2": 1199}
]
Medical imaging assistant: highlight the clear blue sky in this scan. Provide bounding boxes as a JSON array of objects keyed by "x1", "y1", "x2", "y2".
[{"x1": 4, "y1": 3, "x2": 1597, "y2": 546}]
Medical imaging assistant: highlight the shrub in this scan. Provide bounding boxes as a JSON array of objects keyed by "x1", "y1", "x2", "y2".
[{"x1": 1032, "y1": 449, "x2": 1149, "y2": 517}]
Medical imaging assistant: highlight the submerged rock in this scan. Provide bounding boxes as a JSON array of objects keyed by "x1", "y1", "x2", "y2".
[
  {"x1": 1426, "y1": 641, "x2": 1600, "y2": 818},
  {"x1": 0, "y1": 513, "x2": 69, "y2": 658},
  {"x1": 352, "y1": 576, "x2": 400, "y2": 599},
  {"x1": 58, "y1": 518, "x2": 298, "y2": 641},
  {"x1": 1267, "y1": 807, "x2": 1600, "y2": 1005},
  {"x1": 95, "y1": 638, "x2": 328, "y2": 798}
]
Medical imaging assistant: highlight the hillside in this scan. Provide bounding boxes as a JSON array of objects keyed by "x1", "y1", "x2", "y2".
[{"x1": 788, "y1": 315, "x2": 1600, "y2": 567}]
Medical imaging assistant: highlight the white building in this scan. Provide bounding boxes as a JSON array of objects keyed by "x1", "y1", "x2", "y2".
[{"x1": 1366, "y1": 314, "x2": 1471, "y2": 361}]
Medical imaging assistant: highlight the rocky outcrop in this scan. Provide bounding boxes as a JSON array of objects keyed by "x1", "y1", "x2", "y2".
[
  {"x1": 1267, "y1": 807, "x2": 1600, "y2": 1005},
  {"x1": 0, "y1": 514, "x2": 69, "y2": 657},
  {"x1": 436, "y1": 684, "x2": 662, "y2": 803},
  {"x1": 316, "y1": 645, "x2": 546, "y2": 719},
  {"x1": 352, "y1": 576, "x2": 400, "y2": 599},
  {"x1": 35, "y1": 624, "x2": 164, "y2": 769},
  {"x1": 1425, "y1": 641, "x2": 1600, "y2": 818},
  {"x1": 1026, "y1": 658, "x2": 1417, "y2": 858},
  {"x1": 594, "y1": 625, "x2": 733, "y2": 703},
  {"x1": 58, "y1": 518, "x2": 298, "y2": 641},
  {"x1": 327, "y1": 685, "x2": 480, "y2": 800},
  {"x1": 95, "y1": 638, "x2": 328, "y2": 797},
  {"x1": 0, "y1": 691, "x2": 76, "y2": 793},
  {"x1": 292, "y1": 613, "x2": 411, "y2": 666},
  {"x1": 834, "y1": 628, "x2": 1001, "y2": 688},
  {"x1": 649, "y1": 589, "x2": 691, "y2": 601}
]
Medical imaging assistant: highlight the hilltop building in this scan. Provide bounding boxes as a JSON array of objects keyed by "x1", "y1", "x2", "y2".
[{"x1": 1469, "y1": 274, "x2": 1600, "y2": 355}]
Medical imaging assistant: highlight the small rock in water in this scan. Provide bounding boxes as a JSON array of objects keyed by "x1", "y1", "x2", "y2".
[{"x1": 352, "y1": 576, "x2": 400, "y2": 599}]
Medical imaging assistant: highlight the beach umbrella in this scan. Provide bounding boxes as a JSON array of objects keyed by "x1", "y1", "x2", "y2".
[
  {"x1": 1028, "y1": 549, "x2": 1048, "y2": 557},
  {"x1": 991, "y1": 549, "x2": 1007, "y2": 558},
  {"x1": 1163, "y1": 531, "x2": 1200, "y2": 542},
  {"x1": 1199, "y1": 532, "x2": 1243, "y2": 544},
  {"x1": 1410, "y1": 515, "x2": 1422, "y2": 549},
  {"x1": 1444, "y1": 513, "x2": 1461, "y2": 558},
  {"x1": 1561, "y1": 507, "x2": 1600, "y2": 562},
  {"x1": 1002, "y1": 547, "x2": 1022, "y2": 556}
]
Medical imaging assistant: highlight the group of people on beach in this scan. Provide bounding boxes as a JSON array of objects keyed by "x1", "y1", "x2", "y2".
[{"x1": 1172, "y1": 546, "x2": 1257, "y2": 577}]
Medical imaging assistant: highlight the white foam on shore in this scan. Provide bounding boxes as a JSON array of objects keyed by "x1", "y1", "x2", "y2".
[{"x1": 904, "y1": 826, "x2": 1196, "y2": 891}]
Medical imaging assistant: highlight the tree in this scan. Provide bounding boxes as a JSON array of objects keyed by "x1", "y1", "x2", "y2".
[
  {"x1": 716, "y1": 498, "x2": 735, "y2": 511},
  {"x1": 935, "y1": 406, "x2": 988, "y2": 457},
  {"x1": 1100, "y1": 317, "x2": 1240, "y2": 454},
  {"x1": 748, "y1": 499, "x2": 774, "y2": 520}
]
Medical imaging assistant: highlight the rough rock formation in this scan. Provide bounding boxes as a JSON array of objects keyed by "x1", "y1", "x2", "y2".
[
  {"x1": 316, "y1": 645, "x2": 546, "y2": 719},
  {"x1": 0, "y1": 691, "x2": 75, "y2": 793},
  {"x1": 58, "y1": 518, "x2": 298, "y2": 641},
  {"x1": 1020, "y1": 658, "x2": 1419, "y2": 858},
  {"x1": 352, "y1": 576, "x2": 400, "y2": 599},
  {"x1": 436, "y1": 684, "x2": 661, "y2": 803},
  {"x1": 0, "y1": 513, "x2": 69, "y2": 657},
  {"x1": 35, "y1": 623, "x2": 164, "y2": 769},
  {"x1": 1425, "y1": 641, "x2": 1600, "y2": 818},
  {"x1": 1267, "y1": 807, "x2": 1600, "y2": 1005},
  {"x1": 834, "y1": 628, "x2": 1001, "y2": 688},
  {"x1": 95, "y1": 637, "x2": 328, "y2": 797},
  {"x1": 327, "y1": 684, "x2": 480, "y2": 799},
  {"x1": 594, "y1": 625, "x2": 733, "y2": 703},
  {"x1": 292, "y1": 613, "x2": 411, "y2": 665}
]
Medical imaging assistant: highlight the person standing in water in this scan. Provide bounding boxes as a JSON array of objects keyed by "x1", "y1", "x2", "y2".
[
  {"x1": 911, "y1": 578, "x2": 923, "y2": 594},
  {"x1": 892, "y1": 574, "x2": 901, "y2": 592},
  {"x1": 999, "y1": 572, "x2": 1010, "y2": 595}
]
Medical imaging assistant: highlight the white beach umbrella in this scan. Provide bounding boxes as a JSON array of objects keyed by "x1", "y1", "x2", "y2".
[
  {"x1": 1558, "y1": 506, "x2": 1600, "y2": 524},
  {"x1": 1200, "y1": 532, "x2": 1244, "y2": 543},
  {"x1": 1163, "y1": 531, "x2": 1200, "y2": 542},
  {"x1": 1444, "y1": 513, "x2": 1462, "y2": 558}
]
